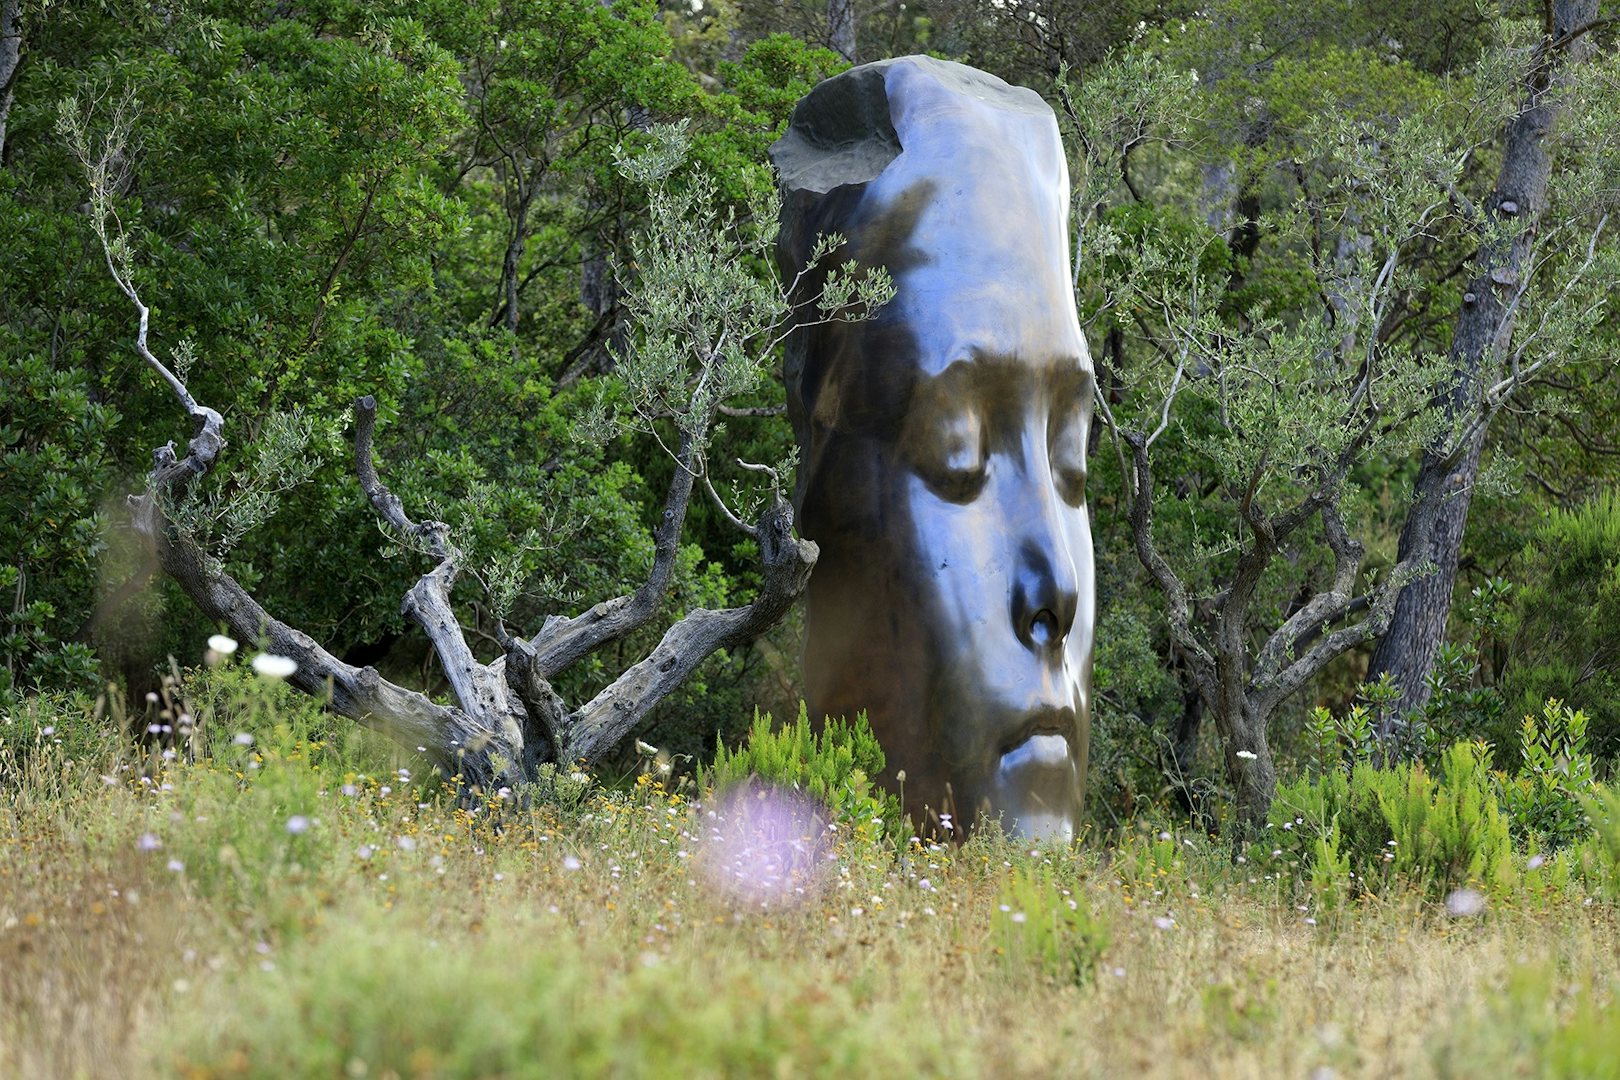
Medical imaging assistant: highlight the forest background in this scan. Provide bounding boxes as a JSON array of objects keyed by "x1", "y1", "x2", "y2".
[{"x1": 6, "y1": 0, "x2": 1620, "y2": 839}]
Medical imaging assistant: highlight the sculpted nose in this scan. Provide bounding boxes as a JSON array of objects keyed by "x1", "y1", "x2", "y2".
[{"x1": 1011, "y1": 536, "x2": 1078, "y2": 655}]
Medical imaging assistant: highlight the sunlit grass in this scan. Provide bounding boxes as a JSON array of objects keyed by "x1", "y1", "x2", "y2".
[{"x1": 2, "y1": 675, "x2": 1618, "y2": 1078}]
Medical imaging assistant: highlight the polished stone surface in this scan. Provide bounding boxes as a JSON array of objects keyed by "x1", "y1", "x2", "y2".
[{"x1": 773, "y1": 56, "x2": 1095, "y2": 840}]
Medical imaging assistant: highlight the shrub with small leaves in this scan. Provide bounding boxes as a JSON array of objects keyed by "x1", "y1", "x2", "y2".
[
  {"x1": 1269, "y1": 741, "x2": 1518, "y2": 900},
  {"x1": 698, "y1": 703, "x2": 905, "y2": 847},
  {"x1": 1497, "y1": 700, "x2": 1596, "y2": 850}
]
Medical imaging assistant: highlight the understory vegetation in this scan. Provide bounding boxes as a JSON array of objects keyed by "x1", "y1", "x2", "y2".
[{"x1": 5, "y1": 667, "x2": 1620, "y2": 1078}]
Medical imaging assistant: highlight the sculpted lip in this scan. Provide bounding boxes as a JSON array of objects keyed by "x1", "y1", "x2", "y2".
[{"x1": 998, "y1": 705, "x2": 1077, "y2": 758}]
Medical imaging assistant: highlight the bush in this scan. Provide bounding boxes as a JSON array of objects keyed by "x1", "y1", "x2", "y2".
[
  {"x1": 1500, "y1": 491, "x2": 1620, "y2": 761},
  {"x1": 1496, "y1": 699, "x2": 1597, "y2": 851},
  {"x1": 698, "y1": 703, "x2": 905, "y2": 847},
  {"x1": 0, "y1": 354, "x2": 116, "y2": 705},
  {"x1": 1268, "y1": 741, "x2": 1518, "y2": 900}
]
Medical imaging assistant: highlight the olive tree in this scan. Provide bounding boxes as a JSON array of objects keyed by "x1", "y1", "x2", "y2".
[
  {"x1": 1070, "y1": 36, "x2": 1618, "y2": 831},
  {"x1": 64, "y1": 104, "x2": 890, "y2": 789}
]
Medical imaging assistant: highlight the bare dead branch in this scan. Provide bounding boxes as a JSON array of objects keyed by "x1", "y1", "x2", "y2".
[
  {"x1": 353, "y1": 395, "x2": 520, "y2": 740},
  {"x1": 561, "y1": 498, "x2": 816, "y2": 761},
  {"x1": 529, "y1": 428, "x2": 700, "y2": 679}
]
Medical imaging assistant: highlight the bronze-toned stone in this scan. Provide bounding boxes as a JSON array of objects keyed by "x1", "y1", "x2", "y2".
[{"x1": 773, "y1": 56, "x2": 1095, "y2": 841}]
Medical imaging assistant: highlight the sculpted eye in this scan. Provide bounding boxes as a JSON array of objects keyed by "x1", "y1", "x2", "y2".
[
  {"x1": 914, "y1": 408, "x2": 987, "y2": 503},
  {"x1": 1049, "y1": 405, "x2": 1088, "y2": 506}
]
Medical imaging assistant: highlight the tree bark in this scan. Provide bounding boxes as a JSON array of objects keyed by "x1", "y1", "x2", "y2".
[
  {"x1": 1368, "y1": 0, "x2": 1599, "y2": 721},
  {"x1": 827, "y1": 0, "x2": 856, "y2": 63},
  {"x1": 0, "y1": 0, "x2": 20, "y2": 164}
]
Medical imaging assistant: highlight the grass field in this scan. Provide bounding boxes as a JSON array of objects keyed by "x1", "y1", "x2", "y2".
[{"x1": 4, "y1": 676, "x2": 1620, "y2": 1079}]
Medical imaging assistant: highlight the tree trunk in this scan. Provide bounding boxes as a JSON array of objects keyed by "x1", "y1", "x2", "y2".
[
  {"x1": 1369, "y1": 0, "x2": 1598, "y2": 722},
  {"x1": 0, "y1": 0, "x2": 20, "y2": 164},
  {"x1": 827, "y1": 0, "x2": 856, "y2": 63}
]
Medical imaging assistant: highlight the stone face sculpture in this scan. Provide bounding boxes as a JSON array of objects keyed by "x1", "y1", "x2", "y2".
[{"x1": 772, "y1": 56, "x2": 1095, "y2": 841}]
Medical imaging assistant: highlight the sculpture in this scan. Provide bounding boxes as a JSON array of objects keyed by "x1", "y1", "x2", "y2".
[{"x1": 772, "y1": 56, "x2": 1095, "y2": 841}]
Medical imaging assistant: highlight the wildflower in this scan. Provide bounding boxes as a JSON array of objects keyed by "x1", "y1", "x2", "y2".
[
  {"x1": 1528, "y1": 854, "x2": 1547, "y2": 870},
  {"x1": 1235, "y1": 750, "x2": 1258, "y2": 761},
  {"x1": 167, "y1": 859, "x2": 185, "y2": 873},
  {"x1": 397, "y1": 836, "x2": 417, "y2": 852},
  {"x1": 1153, "y1": 916, "x2": 1175, "y2": 930},
  {"x1": 1010, "y1": 911, "x2": 1027, "y2": 924},
  {"x1": 207, "y1": 634, "x2": 239, "y2": 655},
  {"x1": 137, "y1": 833, "x2": 161, "y2": 852},
  {"x1": 233, "y1": 732, "x2": 254, "y2": 747},
  {"x1": 341, "y1": 784, "x2": 358, "y2": 798},
  {"x1": 356, "y1": 844, "x2": 374, "y2": 860},
  {"x1": 250, "y1": 652, "x2": 298, "y2": 679},
  {"x1": 1445, "y1": 888, "x2": 1486, "y2": 917},
  {"x1": 285, "y1": 815, "x2": 311, "y2": 835},
  {"x1": 563, "y1": 855, "x2": 582, "y2": 871}
]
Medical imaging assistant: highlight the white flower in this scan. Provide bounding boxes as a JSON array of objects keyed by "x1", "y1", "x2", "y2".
[
  {"x1": 137, "y1": 833, "x2": 162, "y2": 852},
  {"x1": 251, "y1": 653, "x2": 298, "y2": 679},
  {"x1": 562, "y1": 855, "x2": 582, "y2": 871},
  {"x1": 1235, "y1": 750, "x2": 1258, "y2": 761},
  {"x1": 1153, "y1": 916, "x2": 1175, "y2": 930},
  {"x1": 285, "y1": 815, "x2": 311, "y2": 835},
  {"x1": 207, "y1": 634, "x2": 239, "y2": 655},
  {"x1": 167, "y1": 859, "x2": 185, "y2": 873},
  {"x1": 233, "y1": 732, "x2": 255, "y2": 746}
]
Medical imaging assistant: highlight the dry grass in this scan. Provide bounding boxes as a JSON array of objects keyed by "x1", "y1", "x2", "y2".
[{"x1": 3, "y1": 692, "x2": 1619, "y2": 1079}]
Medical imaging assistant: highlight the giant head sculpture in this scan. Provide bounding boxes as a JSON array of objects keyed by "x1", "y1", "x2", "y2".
[{"x1": 772, "y1": 56, "x2": 1095, "y2": 841}]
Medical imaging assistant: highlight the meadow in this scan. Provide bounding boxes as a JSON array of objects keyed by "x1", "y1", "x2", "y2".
[{"x1": 4, "y1": 666, "x2": 1620, "y2": 1080}]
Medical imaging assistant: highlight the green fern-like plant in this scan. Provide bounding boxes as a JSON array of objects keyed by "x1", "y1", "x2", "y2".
[
  {"x1": 1267, "y1": 741, "x2": 1518, "y2": 900},
  {"x1": 698, "y1": 704, "x2": 905, "y2": 847}
]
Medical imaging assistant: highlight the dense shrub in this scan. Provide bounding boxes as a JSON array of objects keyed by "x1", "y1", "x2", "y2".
[
  {"x1": 1500, "y1": 492, "x2": 1620, "y2": 761},
  {"x1": 698, "y1": 704, "x2": 905, "y2": 846},
  {"x1": 1268, "y1": 741, "x2": 1519, "y2": 901}
]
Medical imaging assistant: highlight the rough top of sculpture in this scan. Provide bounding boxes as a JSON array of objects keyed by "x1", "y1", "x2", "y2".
[{"x1": 772, "y1": 56, "x2": 1096, "y2": 841}]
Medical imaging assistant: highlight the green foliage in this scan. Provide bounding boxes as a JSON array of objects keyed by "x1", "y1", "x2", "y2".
[
  {"x1": 1572, "y1": 785, "x2": 1620, "y2": 904},
  {"x1": 0, "y1": 354, "x2": 117, "y2": 704},
  {"x1": 698, "y1": 703, "x2": 905, "y2": 846},
  {"x1": 993, "y1": 863, "x2": 1111, "y2": 987},
  {"x1": 1497, "y1": 700, "x2": 1597, "y2": 851},
  {"x1": 1501, "y1": 492, "x2": 1620, "y2": 761},
  {"x1": 1432, "y1": 963, "x2": 1620, "y2": 1080},
  {"x1": 1269, "y1": 741, "x2": 1518, "y2": 900},
  {"x1": 1085, "y1": 600, "x2": 1184, "y2": 830}
]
